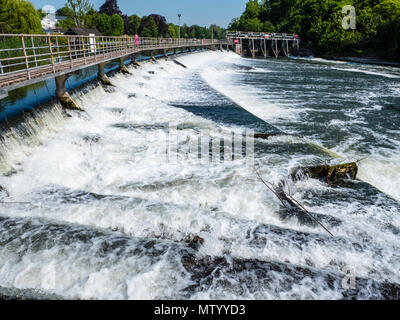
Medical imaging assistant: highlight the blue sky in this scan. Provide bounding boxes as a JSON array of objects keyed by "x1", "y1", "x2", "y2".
[{"x1": 31, "y1": 0, "x2": 247, "y2": 28}]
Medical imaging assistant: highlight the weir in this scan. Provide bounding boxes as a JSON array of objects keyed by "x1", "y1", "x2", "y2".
[
  {"x1": 226, "y1": 31, "x2": 299, "y2": 58},
  {"x1": 0, "y1": 34, "x2": 230, "y2": 110}
]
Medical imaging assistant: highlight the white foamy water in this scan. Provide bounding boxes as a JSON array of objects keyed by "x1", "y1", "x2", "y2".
[{"x1": 0, "y1": 51, "x2": 399, "y2": 300}]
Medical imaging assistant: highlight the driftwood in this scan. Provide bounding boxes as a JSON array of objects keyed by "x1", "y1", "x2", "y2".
[
  {"x1": 254, "y1": 167, "x2": 335, "y2": 236},
  {"x1": 173, "y1": 60, "x2": 188, "y2": 69},
  {"x1": 291, "y1": 162, "x2": 358, "y2": 185}
]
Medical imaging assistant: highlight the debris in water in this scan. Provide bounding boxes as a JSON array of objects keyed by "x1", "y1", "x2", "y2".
[{"x1": 291, "y1": 162, "x2": 358, "y2": 185}]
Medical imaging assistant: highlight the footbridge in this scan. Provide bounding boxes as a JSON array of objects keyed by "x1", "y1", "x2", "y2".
[
  {"x1": 0, "y1": 34, "x2": 229, "y2": 108},
  {"x1": 226, "y1": 31, "x2": 299, "y2": 58}
]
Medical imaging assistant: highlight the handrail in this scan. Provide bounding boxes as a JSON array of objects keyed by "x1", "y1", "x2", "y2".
[
  {"x1": 226, "y1": 31, "x2": 299, "y2": 40},
  {"x1": 0, "y1": 34, "x2": 229, "y2": 85}
]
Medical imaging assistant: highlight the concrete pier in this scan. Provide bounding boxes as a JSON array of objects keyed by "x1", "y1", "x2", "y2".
[
  {"x1": 98, "y1": 63, "x2": 113, "y2": 86},
  {"x1": 131, "y1": 55, "x2": 140, "y2": 67},
  {"x1": 55, "y1": 73, "x2": 82, "y2": 111},
  {"x1": 119, "y1": 58, "x2": 131, "y2": 75}
]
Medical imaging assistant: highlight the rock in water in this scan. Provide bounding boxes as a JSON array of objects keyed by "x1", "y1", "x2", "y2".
[
  {"x1": 0, "y1": 186, "x2": 9, "y2": 199},
  {"x1": 291, "y1": 162, "x2": 358, "y2": 185}
]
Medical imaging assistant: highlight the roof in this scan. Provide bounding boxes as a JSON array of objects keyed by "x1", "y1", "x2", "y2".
[{"x1": 65, "y1": 27, "x2": 103, "y2": 36}]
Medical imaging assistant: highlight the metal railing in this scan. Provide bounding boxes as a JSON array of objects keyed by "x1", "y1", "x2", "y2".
[
  {"x1": 0, "y1": 34, "x2": 228, "y2": 87},
  {"x1": 226, "y1": 31, "x2": 299, "y2": 40}
]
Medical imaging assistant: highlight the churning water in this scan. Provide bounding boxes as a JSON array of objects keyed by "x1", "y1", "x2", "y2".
[{"x1": 0, "y1": 51, "x2": 399, "y2": 299}]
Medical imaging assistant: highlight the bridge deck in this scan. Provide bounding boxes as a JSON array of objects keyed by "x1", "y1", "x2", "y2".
[{"x1": 0, "y1": 34, "x2": 228, "y2": 94}]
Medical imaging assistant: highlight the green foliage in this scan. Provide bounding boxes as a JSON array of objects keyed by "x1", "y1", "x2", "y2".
[
  {"x1": 110, "y1": 13, "x2": 124, "y2": 36},
  {"x1": 0, "y1": 0, "x2": 42, "y2": 34},
  {"x1": 230, "y1": 0, "x2": 400, "y2": 59},
  {"x1": 140, "y1": 16, "x2": 158, "y2": 37},
  {"x1": 66, "y1": 0, "x2": 93, "y2": 27},
  {"x1": 127, "y1": 14, "x2": 141, "y2": 35},
  {"x1": 84, "y1": 8, "x2": 99, "y2": 28},
  {"x1": 166, "y1": 23, "x2": 176, "y2": 38},
  {"x1": 96, "y1": 13, "x2": 111, "y2": 35}
]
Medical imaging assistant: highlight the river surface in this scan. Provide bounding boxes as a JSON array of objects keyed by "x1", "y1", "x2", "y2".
[{"x1": 0, "y1": 51, "x2": 399, "y2": 299}]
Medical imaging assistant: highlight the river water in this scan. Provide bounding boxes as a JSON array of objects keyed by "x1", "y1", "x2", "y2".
[{"x1": 0, "y1": 51, "x2": 399, "y2": 299}]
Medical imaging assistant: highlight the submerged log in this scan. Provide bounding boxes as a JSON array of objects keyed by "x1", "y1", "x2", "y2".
[
  {"x1": 254, "y1": 133, "x2": 283, "y2": 140},
  {"x1": 291, "y1": 162, "x2": 358, "y2": 185}
]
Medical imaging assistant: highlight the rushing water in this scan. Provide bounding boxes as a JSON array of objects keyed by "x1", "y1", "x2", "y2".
[{"x1": 0, "y1": 51, "x2": 399, "y2": 299}]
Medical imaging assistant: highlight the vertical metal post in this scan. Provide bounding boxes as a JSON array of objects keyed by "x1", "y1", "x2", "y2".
[
  {"x1": 264, "y1": 38, "x2": 267, "y2": 58},
  {"x1": 82, "y1": 36, "x2": 87, "y2": 64},
  {"x1": 56, "y1": 36, "x2": 60, "y2": 61},
  {"x1": 31, "y1": 36, "x2": 38, "y2": 68},
  {"x1": 21, "y1": 35, "x2": 31, "y2": 80},
  {"x1": 286, "y1": 40, "x2": 289, "y2": 56},
  {"x1": 67, "y1": 36, "x2": 73, "y2": 68},
  {"x1": 48, "y1": 35, "x2": 55, "y2": 73}
]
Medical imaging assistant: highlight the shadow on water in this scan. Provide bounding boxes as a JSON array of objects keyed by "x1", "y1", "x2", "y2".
[{"x1": 171, "y1": 103, "x2": 280, "y2": 134}]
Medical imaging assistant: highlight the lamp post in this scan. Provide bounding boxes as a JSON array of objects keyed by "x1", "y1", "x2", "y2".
[{"x1": 178, "y1": 14, "x2": 181, "y2": 45}]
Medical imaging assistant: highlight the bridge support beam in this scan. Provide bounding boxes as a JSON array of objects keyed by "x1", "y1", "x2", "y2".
[
  {"x1": 163, "y1": 49, "x2": 168, "y2": 60},
  {"x1": 119, "y1": 57, "x2": 131, "y2": 74},
  {"x1": 98, "y1": 62, "x2": 113, "y2": 86},
  {"x1": 55, "y1": 73, "x2": 82, "y2": 111}
]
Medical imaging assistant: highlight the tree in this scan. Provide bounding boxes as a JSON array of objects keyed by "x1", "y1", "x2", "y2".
[
  {"x1": 66, "y1": 0, "x2": 93, "y2": 27},
  {"x1": 148, "y1": 14, "x2": 168, "y2": 37},
  {"x1": 139, "y1": 16, "x2": 158, "y2": 37},
  {"x1": 99, "y1": 0, "x2": 122, "y2": 16},
  {"x1": 110, "y1": 13, "x2": 124, "y2": 36},
  {"x1": 229, "y1": 0, "x2": 400, "y2": 60},
  {"x1": 166, "y1": 23, "x2": 176, "y2": 38},
  {"x1": 84, "y1": 7, "x2": 99, "y2": 28},
  {"x1": 0, "y1": 0, "x2": 42, "y2": 33},
  {"x1": 127, "y1": 14, "x2": 141, "y2": 35},
  {"x1": 96, "y1": 13, "x2": 111, "y2": 35}
]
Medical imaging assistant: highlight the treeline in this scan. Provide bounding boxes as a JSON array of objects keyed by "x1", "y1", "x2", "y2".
[
  {"x1": 229, "y1": 0, "x2": 400, "y2": 60},
  {"x1": 0, "y1": 0, "x2": 225, "y2": 39},
  {"x1": 56, "y1": 0, "x2": 225, "y2": 38}
]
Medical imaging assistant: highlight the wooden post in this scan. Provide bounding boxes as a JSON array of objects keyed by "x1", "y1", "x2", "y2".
[{"x1": 21, "y1": 35, "x2": 31, "y2": 80}]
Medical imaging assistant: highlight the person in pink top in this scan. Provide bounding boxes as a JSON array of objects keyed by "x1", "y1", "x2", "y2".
[{"x1": 135, "y1": 34, "x2": 139, "y2": 46}]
